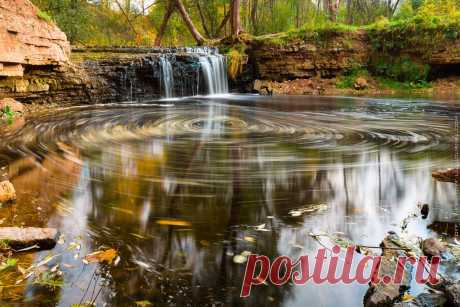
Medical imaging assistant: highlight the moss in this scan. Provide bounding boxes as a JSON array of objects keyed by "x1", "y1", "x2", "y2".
[
  {"x1": 37, "y1": 10, "x2": 53, "y2": 23},
  {"x1": 225, "y1": 44, "x2": 247, "y2": 80}
]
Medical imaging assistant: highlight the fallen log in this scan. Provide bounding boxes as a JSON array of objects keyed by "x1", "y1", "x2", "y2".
[
  {"x1": 432, "y1": 169, "x2": 460, "y2": 183},
  {"x1": 0, "y1": 227, "x2": 59, "y2": 251},
  {"x1": 0, "y1": 180, "x2": 16, "y2": 203}
]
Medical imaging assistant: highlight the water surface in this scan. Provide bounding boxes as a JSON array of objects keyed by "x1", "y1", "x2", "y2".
[{"x1": 0, "y1": 95, "x2": 459, "y2": 306}]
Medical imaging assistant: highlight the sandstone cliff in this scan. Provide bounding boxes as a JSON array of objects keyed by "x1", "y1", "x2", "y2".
[{"x1": 0, "y1": 0, "x2": 69, "y2": 76}]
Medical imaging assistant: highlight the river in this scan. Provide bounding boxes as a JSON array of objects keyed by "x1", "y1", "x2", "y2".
[{"x1": 0, "y1": 94, "x2": 459, "y2": 306}]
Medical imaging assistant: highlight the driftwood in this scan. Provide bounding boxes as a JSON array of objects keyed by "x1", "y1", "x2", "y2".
[
  {"x1": 0, "y1": 227, "x2": 59, "y2": 251},
  {"x1": 0, "y1": 180, "x2": 16, "y2": 203},
  {"x1": 432, "y1": 169, "x2": 460, "y2": 183}
]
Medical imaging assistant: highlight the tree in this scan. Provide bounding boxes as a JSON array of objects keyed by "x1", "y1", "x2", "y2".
[{"x1": 231, "y1": 0, "x2": 242, "y2": 36}]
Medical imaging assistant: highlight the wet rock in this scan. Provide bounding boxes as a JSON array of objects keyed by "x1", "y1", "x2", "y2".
[
  {"x1": 0, "y1": 227, "x2": 59, "y2": 250},
  {"x1": 354, "y1": 77, "x2": 368, "y2": 90},
  {"x1": 432, "y1": 169, "x2": 460, "y2": 183},
  {"x1": 446, "y1": 282, "x2": 460, "y2": 307},
  {"x1": 394, "y1": 292, "x2": 446, "y2": 307},
  {"x1": 422, "y1": 238, "x2": 446, "y2": 258},
  {"x1": 0, "y1": 98, "x2": 24, "y2": 113},
  {"x1": 421, "y1": 204, "x2": 429, "y2": 219},
  {"x1": 0, "y1": 180, "x2": 16, "y2": 203},
  {"x1": 364, "y1": 234, "x2": 412, "y2": 307}
]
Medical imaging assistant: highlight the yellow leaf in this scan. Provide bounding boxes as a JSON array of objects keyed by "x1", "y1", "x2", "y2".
[
  {"x1": 401, "y1": 292, "x2": 414, "y2": 302},
  {"x1": 84, "y1": 249, "x2": 118, "y2": 264},
  {"x1": 156, "y1": 220, "x2": 191, "y2": 227}
]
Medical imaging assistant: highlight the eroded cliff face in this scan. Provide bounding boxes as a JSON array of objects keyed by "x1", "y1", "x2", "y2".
[
  {"x1": 0, "y1": 0, "x2": 90, "y2": 104},
  {"x1": 234, "y1": 28, "x2": 460, "y2": 92},
  {"x1": 0, "y1": 0, "x2": 69, "y2": 76},
  {"x1": 250, "y1": 30, "x2": 370, "y2": 81}
]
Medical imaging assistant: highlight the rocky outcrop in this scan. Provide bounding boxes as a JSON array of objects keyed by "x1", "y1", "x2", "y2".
[
  {"x1": 250, "y1": 30, "x2": 369, "y2": 82},
  {"x1": 0, "y1": 0, "x2": 88, "y2": 104},
  {"x1": 0, "y1": 0, "x2": 70, "y2": 76}
]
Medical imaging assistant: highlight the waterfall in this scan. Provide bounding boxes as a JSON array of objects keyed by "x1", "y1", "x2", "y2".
[
  {"x1": 159, "y1": 56, "x2": 174, "y2": 98},
  {"x1": 155, "y1": 47, "x2": 228, "y2": 99},
  {"x1": 199, "y1": 54, "x2": 229, "y2": 95}
]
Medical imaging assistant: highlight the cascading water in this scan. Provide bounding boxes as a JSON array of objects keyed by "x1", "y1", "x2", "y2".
[
  {"x1": 157, "y1": 47, "x2": 229, "y2": 98},
  {"x1": 159, "y1": 56, "x2": 174, "y2": 98},
  {"x1": 199, "y1": 54, "x2": 229, "y2": 95}
]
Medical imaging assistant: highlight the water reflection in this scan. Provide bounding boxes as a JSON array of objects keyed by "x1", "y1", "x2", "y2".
[{"x1": 0, "y1": 96, "x2": 459, "y2": 306}]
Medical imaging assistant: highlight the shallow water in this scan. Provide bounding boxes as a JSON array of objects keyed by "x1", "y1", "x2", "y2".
[{"x1": 0, "y1": 95, "x2": 459, "y2": 306}]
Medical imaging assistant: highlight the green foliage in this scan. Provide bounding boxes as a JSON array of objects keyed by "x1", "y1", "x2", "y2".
[
  {"x1": 336, "y1": 67, "x2": 369, "y2": 89},
  {"x1": 0, "y1": 258, "x2": 17, "y2": 273},
  {"x1": 366, "y1": 1, "x2": 460, "y2": 54},
  {"x1": 1, "y1": 106, "x2": 15, "y2": 125},
  {"x1": 377, "y1": 77, "x2": 431, "y2": 90},
  {"x1": 372, "y1": 57, "x2": 430, "y2": 83},
  {"x1": 37, "y1": 9, "x2": 53, "y2": 23}
]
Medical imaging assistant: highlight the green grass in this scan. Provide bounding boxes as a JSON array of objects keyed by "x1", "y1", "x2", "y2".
[{"x1": 377, "y1": 77, "x2": 431, "y2": 90}]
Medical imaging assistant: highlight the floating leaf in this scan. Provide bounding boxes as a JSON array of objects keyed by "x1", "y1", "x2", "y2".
[
  {"x1": 84, "y1": 249, "x2": 118, "y2": 264},
  {"x1": 233, "y1": 255, "x2": 247, "y2": 264},
  {"x1": 401, "y1": 292, "x2": 415, "y2": 302},
  {"x1": 156, "y1": 219, "x2": 191, "y2": 227},
  {"x1": 244, "y1": 236, "x2": 256, "y2": 243},
  {"x1": 135, "y1": 301, "x2": 152, "y2": 307}
]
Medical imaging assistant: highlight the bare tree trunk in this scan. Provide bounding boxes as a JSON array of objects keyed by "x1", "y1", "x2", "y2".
[
  {"x1": 231, "y1": 0, "x2": 242, "y2": 36},
  {"x1": 175, "y1": 0, "x2": 206, "y2": 44},
  {"x1": 195, "y1": 0, "x2": 211, "y2": 37},
  {"x1": 346, "y1": 0, "x2": 352, "y2": 24},
  {"x1": 251, "y1": 0, "x2": 258, "y2": 33},
  {"x1": 326, "y1": 0, "x2": 340, "y2": 21},
  {"x1": 154, "y1": 0, "x2": 174, "y2": 46},
  {"x1": 217, "y1": 1, "x2": 234, "y2": 36}
]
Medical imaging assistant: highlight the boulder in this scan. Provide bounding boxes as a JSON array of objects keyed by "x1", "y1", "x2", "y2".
[
  {"x1": 0, "y1": 180, "x2": 16, "y2": 203},
  {"x1": 446, "y1": 282, "x2": 460, "y2": 307},
  {"x1": 354, "y1": 77, "x2": 368, "y2": 90},
  {"x1": 0, "y1": 227, "x2": 59, "y2": 250},
  {"x1": 432, "y1": 169, "x2": 460, "y2": 183},
  {"x1": 0, "y1": 98, "x2": 24, "y2": 113},
  {"x1": 422, "y1": 238, "x2": 446, "y2": 258}
]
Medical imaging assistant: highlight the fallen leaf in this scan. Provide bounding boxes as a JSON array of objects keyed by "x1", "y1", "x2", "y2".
[
  {"x1": 156, "y1": 219, "x2": 191, "y2": 227},
  {"x1": 84, "y1": 249, "x2": 118, "y2": 264}
]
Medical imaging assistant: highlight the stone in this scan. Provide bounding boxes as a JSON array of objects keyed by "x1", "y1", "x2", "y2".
[
  {"x1": 354, "y1": 77, "x2": 368, "y2": 90},
  {"x1": 422, "y1": 238, "x2": 446, "y2": 258},
  {"x1": 432, "y1": 169, "x2": 460, "y2": 183},
  {"x1": 446, "y1": 282, "x2": 460, "y2": 307},
  {"x1": 421, "y1": 204, "x2": 429, "y2": 219},
  {"x1": 0, "y1": 180, "x2": 16, "y2": 203},
  {"x1": 0, "y1": 227, "x2": 59, "y2": 250},
  {"x1": 0, "y1": 98, "x2": 24, "y2": 113},
  {"x1": 0, "y1": 0, "x2": 70, "y2": 78},
  {"x1": 364, "y1": 234, "x2": 412, "y2": 307}
]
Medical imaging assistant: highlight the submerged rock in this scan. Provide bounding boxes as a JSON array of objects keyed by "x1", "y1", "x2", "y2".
[
  {"x1": 0, "y1": 227, "x2": 59, "y2": 250},
  {"x1": 0, "y1": 180, "x2": 16, "y2": 203},
  {"x1": 446, "y1": 282, "x2": 460, "y2": 307},
  {"x1": 422, "y1": 238, "x2": 447, "y2": 259}
]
